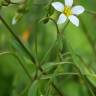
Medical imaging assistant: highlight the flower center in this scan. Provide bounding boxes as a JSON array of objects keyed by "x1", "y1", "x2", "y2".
[{"x1": 64, "y1": 6, "x2": 72, "y2": 16}]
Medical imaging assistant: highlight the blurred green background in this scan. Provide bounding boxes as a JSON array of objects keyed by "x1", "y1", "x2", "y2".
[{"x1": 0, "y1": 0, "x2": 96, "y2": 96}]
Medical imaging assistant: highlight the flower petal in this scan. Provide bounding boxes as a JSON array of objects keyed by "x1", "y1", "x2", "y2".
[
  {"x1": 65, "y1": 0, "x2": 73, "y2": 7},
  {"x1": 57, "y1": 13, "x2": 67, "y2": 24},
  {"x1": 52, "y1": 2, "x2": 64, "y2": 12},
  {"x1": 68, "y1": 15, "x2": 79, "y2": 27},
  {"x1": 72, "y1": 5, "x2": 85, "y2": 15}
]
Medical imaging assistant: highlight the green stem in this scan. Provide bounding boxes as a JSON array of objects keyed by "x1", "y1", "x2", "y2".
[
  {"x1": 51, "y1": 83, "x2": 63, "y2": 96},
  {"x1": 58, "y1": 20, "x2": 69, "y2": 61},
  {"x1": 0, "y1": 15, "x2": 36, "y2": 64},
  {"x1": 61, "y1": 20, "x2": 70, "y2": 34},
  {"x1": 41, "y1": 72, "x2": 96, "y2": 80},
  {"x1": 75, "y1": 54, "x2": 95, "y2": 96},
  {"x1": 0, "y1": 52, "x2": 33, "y2": 81},
  {"x1": 0, "y1": 16, "x2": 64, "y2": 96},
  {"x1": 39, "y1": 17, "x2": 65, "y2": 96},
  {"x1": 86, "y1": 10, "x2": 96, "y2": 15},
  {"x1": 34, "y1": 23, "x2": 38, "y2": 62},
  {"x1": 40, "y1": 17, "x2": 60, "y2": 34},
  {"x1": 40, "y1": 41, "x2": 57, "y2": 65},
  {"x1": 40, "y1": 17, "x2": 70, "y2": 96},
  {"x1": 39, "y1": 17, "x2": 60, "y2": 65},
  {"x1": 48, "y1": 17, "x2": 60, "y2": 34}
]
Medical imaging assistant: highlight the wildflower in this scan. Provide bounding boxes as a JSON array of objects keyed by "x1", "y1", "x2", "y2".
[{"x1": 52, "y1": 0, "x2": 85, "y2": 27}]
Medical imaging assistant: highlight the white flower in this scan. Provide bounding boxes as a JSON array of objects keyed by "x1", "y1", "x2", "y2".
[{"x1": 52, "y1": 0, "x2": 85, "y2": 27}]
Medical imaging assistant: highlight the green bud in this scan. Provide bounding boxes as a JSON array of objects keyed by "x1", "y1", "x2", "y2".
[{"x1": 43, "y1": 18, "x2": 49, "y2": 24}]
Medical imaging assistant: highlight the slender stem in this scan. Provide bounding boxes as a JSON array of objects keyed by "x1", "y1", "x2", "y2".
[
  {"x1": 40, "y1": 41, "x2": 57, "y2": 65},
  {"x1": 34, "y1": 23, "x2": 38, "y2": 62},
  {"x1": 34, "y1": 23, "x2": 39, "y2": 80},
  {"x1": 0, "y1": 52, "x2": 33, "y2": 81},
  {"x1": 40, "y1": 17, "x2": 60, "y2": 34},
  {"x1": 40, "y1": 17, "x2": 70, "y2": 96},
  {"x1": 62, "y1": 52, "x2": 71, "y2": 57},
  {"x1": 51, "y1": 83, "x2": 63, "y2": 96},
  {"x1": 0, "y1": 16, "x2": 63, "y2": 96},
  {"x1": 39, "y1": 17, "x2": 60, "y2": 65},
  {"x1": 48, "y1": 17, "x2": 60, "y2": 34},
  {"x1": 41, "y1": 72, "x2": 96, "y2": 80},
  {"x1": 39, "y1": 17, "x2": 64, "y2": 96},
  {"x1": 84, "y1": 81, "x2": 95, "y2": 96},
  {"x1": 61, "y1": 20, "x2": 70, "y2": 34},
  {"x1": 0, "y1": 15, "x2": 36, "y2": 64},
  {"x1": 75, "y1": 54, "x2": 95, "y2": 96},
  {"x1": 86, "y1": 10, "x2": 96, "y2": 15},
  {"x1": 58, "y1": 20, "x2": 69, "y2": 60},
  {"x1": 35, "y1": 31, "x2": 38, "y2": 59}
]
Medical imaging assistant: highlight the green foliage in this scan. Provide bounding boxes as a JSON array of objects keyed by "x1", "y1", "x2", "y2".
[{"x1": 0, "y1": 0, "x2": 96, "y2": 96}]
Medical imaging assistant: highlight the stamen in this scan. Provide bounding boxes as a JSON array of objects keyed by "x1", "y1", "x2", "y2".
[{"x1": 64, "y1": 6, "x2": 72, "y2": 16}]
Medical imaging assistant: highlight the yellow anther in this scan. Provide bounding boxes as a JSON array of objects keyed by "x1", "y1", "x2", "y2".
[{"x1": 64, "y1": 6, "x2": 72, "y2": 16}]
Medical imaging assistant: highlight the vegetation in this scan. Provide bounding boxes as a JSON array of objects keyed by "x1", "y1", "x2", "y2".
[{"x1": 0, "y1": 0, "x2": 96, "y2": 96}]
